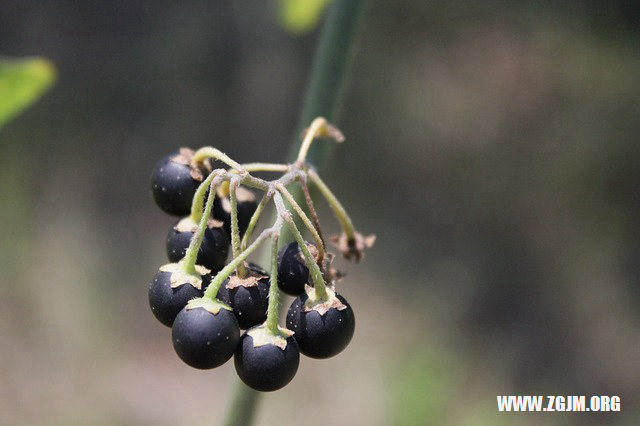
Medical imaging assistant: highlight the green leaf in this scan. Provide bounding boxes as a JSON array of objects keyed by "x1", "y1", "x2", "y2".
[
  {"x1": 0, "y1": 56, "x2": 56, "y2": 128},
  {"x1": 277, "y1": 0, "x2": 331, "y2": 34}
]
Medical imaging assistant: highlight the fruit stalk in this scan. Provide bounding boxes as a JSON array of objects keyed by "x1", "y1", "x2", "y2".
[
  {"x1": 308, "y1": 168, "x2": 356, "y2": 241},
  {"x1": 181, "y1": 177, "x2": 219, "y2": 275},
  {"x1": 275, "y1": 193, "x2": 328, "y2": 301},
  {"x1": 222, "y1": 0, "x2": 363, "y2": 423},
  {"x1": 275, "y1": 182, "x2": 325, "y2": 261},
  {"x1": 264, "y1": 234, "x2": 282, "y2": 335}
]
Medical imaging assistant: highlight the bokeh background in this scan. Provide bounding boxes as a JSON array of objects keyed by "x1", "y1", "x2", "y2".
[{"x1": 1, "y1": 1, "x2": 640, "y2": 425}]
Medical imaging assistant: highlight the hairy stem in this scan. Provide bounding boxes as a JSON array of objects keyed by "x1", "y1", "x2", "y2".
[
  {"x1": 275, "y1": 193, "x2": 328, "y2": 301},
  {"x1": 276, "y1": 183, "x2": 325, "y2": 261},
  {"x1": 308, "y1": 168, "x2": 356, "y2": 240},
  {"x1": 203, "y1": 224, "x2": 278, "y2": 301},
  {"x1": 192, "y1": 146, "x2": 244, "y2": 171},
  {"x1": 240, "y1": 163, "x2": 290, "y2": 173},
  {"x1": 181, "y1": 178, "x2": 219, "y2": 275},
  {"x1": 264, "y1": 234, "x2": 282, "y2": 335},
  {"x1": 229, "y1": 178, "x2": 247, "y2": 278},
  {"x1": 188, "y1": 170, "x2": 222, "y2": 223},
  {"x1": 222, "y1": 0, "x2": 363, "y2": 422},
  {"x1": 240, "y1": 190, "x2": 274, "y2": 251},
  {"x1": 298, "y1": 174, "x2": 324, "y2": 244}
]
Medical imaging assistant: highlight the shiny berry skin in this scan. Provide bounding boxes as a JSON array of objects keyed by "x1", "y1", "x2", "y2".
[
  {"x1": 150, "y1": 150, "x2": 200, "y2": 216},
  {"x1": 286, "y1": 293, "x2": 355, "y2": 359},
  {"x1": 166, "y1": 220, "x2": 230, "y2": 272},
  {"x1": 148, "y1": 270, "x2": 206, "y2": 327},
  {"x1": 172, "y1": 306, "x2": 240, "y2": 369},
  {"x1": 234, "y1": 333, "x2": 300, "y2": 392},
  {"x1": 277, "y1": 241, "x2": 310, "y2": 296},
  {"x1": 217, "y1": 265, "x2": 270, "y2": 329}
]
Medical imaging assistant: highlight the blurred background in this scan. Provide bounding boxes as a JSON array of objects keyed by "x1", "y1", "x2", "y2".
[{"x1": 1, "y1": 1, "x2": 639, "y2": 425}]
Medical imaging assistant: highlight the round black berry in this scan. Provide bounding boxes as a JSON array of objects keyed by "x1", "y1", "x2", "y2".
[
  {"x1": 148, "y1": 270, "x2": 206, "y2": 327},
  {"x1": 172, "y1": 305, "x2": 240, "y2": 369},
  {"x1": 217, "y1": 265, "x2": 270, "y2": 329},
  {"x1": 234, "y1": 332, "x2": 299, "y2": 392},
  {"x1": 277, "y1": 241, "x2": 311, "y2": 296},
  {"x1": 166, "y1": 219, "x2": 230, "y2": 272},
  {"x1": 286, "y1": 293, "x2": 355, "y2": 359},
  {"x1": 150, "y1": 149, "x2": 201, "y2": 216}
]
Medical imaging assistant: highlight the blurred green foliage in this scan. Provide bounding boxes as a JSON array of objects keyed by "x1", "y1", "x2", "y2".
[
  {"x1": 277, "y1": 0, "x2": 330, "y2": 33},
  {"x1": 0, "y1": 57, "x2": 55, "y2": 129}
]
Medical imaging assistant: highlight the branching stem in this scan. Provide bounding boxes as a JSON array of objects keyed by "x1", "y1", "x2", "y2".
[{"x1": 275, "y1": 182, "x2": 325, "y2": 262}]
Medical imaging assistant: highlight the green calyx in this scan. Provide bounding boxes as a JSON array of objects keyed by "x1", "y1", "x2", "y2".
[
  {"x1": 247, "y1": 324, "x2": 294, "y2": 350},
  {"x1": 186, "y1": 296, "x2": 232, "y2": 315},
  {"x1": 159, "y1": 262, "x2": 210, "y2": 290}
]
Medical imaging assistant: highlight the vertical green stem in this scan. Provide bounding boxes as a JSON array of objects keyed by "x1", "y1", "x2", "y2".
[
  {"x1": 222, "y1": 0, "x2": 363, "y2": 424},
  {"x1": 240, "y1": 190, "x2": 274, "y2": 251},
  {"x1": 189, "y1": 170, "x2": 219, "y2": 224},
  {"x1": 229, "y1": 178, "x2": 247, "y2": 278},
  {"x1": 265, "y1": 234, "x2": 282, "y2": 335},
  {"x1": 181, "y1": 178, "x2": 218, "y2": 275}
]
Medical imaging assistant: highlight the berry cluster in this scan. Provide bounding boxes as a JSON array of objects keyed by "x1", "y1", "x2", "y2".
[{"x1": 148, "y1": 118, "x2": 375, "y2": 392}]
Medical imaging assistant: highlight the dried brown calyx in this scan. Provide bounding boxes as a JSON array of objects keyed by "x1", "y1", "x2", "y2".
[
  {"x1": 330, "y1": 231, "x2": 376, "y2": 262},
  {"x1": 225, "y1": 266, "x2": 268, "y2": 289}
]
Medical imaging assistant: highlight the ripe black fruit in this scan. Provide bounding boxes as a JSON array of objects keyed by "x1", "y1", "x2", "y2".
[
  {"x1": 150, "y1": 149, "x2": 201, "y2": 216},
  {"x1": 172, "y1": 306, "x2": 240, "y2": 369},
  {"x1": 217, "y1": 265, "x2": 270, "y2": 329},
  {"x1": 148, "y1": 270, "x2": 206, "y2": 327},
  {"x1": 286, "y1": 293, "x2": 355, "y2": 359},
  {"x1": 277, "y1": 241, "x2": 310, "y2": 296},
  {"x1": 166, "y1": 220, "x2": 230, "y2": 272},
  {"x1": 234, "y1": 333, "x2": 300, "y2": 392}
]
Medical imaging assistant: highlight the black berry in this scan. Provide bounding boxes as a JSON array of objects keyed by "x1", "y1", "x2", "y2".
[
  {"x1": 172, "y1": 306, "x2": 240, "y2": 369},
  {"x1": 277, "y1": 241, "x2": 311, "y2": 296},
  {"x1": 234, "y1": 332, "x2": 299, "y2": 392},
  {"x1": 150, "y1": 149, "x2": 201, "y2": 216},
  {"x1": 148, "y1": 270, "x2": 206, "y2": 327},
  {"x1": 286, "y1": 293, "x2": 355, "y2": 359},
  {"x1": 166, "y1": 219, "x2": 230, "y2": 272},
  {"x1": 217, "y1": 265, "x2": 270, "y2": 329}
]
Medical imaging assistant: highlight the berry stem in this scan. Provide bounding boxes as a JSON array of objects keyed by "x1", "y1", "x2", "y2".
[
  {"x1": 203, "y1": 219, "x2": 282, "y2": 301},
  {"x1": 295, "y1": 117, "x2": 329, "y2": 166},
  {"x1": 222, "y1": 0, "x2": 364, "y2": 421},
  {"x1": 188, "y1": 169, "x2": 223, "y2": 224},
  {"x1": 264, "y1": 233, "x2": 282, "y2": 335},
  {"x1": 274, "y1": 192, "x2": 328, "y2": 301},
  {"x1": 240, "y1": 189, "x2": 274, "y2": 251},
  {"x1": 229, "y1": 178, "x2": 248, "y2": 278},
  {"x1": 239, "y1": 163, "x2": 290, "y2": 173},
  {"x1": 192, "y1": 147, "x2": 245, "y2": 172},
  {"x1": 181, "y1": 177, "x2": 219, "y2": 275},
  {"x1": 275, "y1": 182, "x2": 325, "y2": 262},
  {"x1": 308, "y1": 168, "x2": 356, "y2": 240},
  {"x1": 298, "y1": 174, "x2": 324, "y2": 245}
]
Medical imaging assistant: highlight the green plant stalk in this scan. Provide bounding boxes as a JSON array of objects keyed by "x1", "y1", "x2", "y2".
[
  {"x1": 308, "y1": 168, "x2": 355, "y2": 240},
  {"x1": 181, "y1": 178, "x2": 218, "y2": 275},
  {"x1": 264, "y1": 234, "x2": 282, "y2": 335},
  {"x1": 276, "y1": 183, "x2": 325, "y2": 259},
  {"x1": 221, "y1": 0, "x2": 363, "y2": 424},
  {"x1": 189, "y1": 170, "x2": 220, "y2": 223},
  {"x1": 229, "y1": 178, "x2": 248, "y2": 278},
  {"x1": 240, "y1": 190, "x2": 274, "y2": 251},
  {"x1": 203, "y1": 225, "x2": 276, "y2": 301}
]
